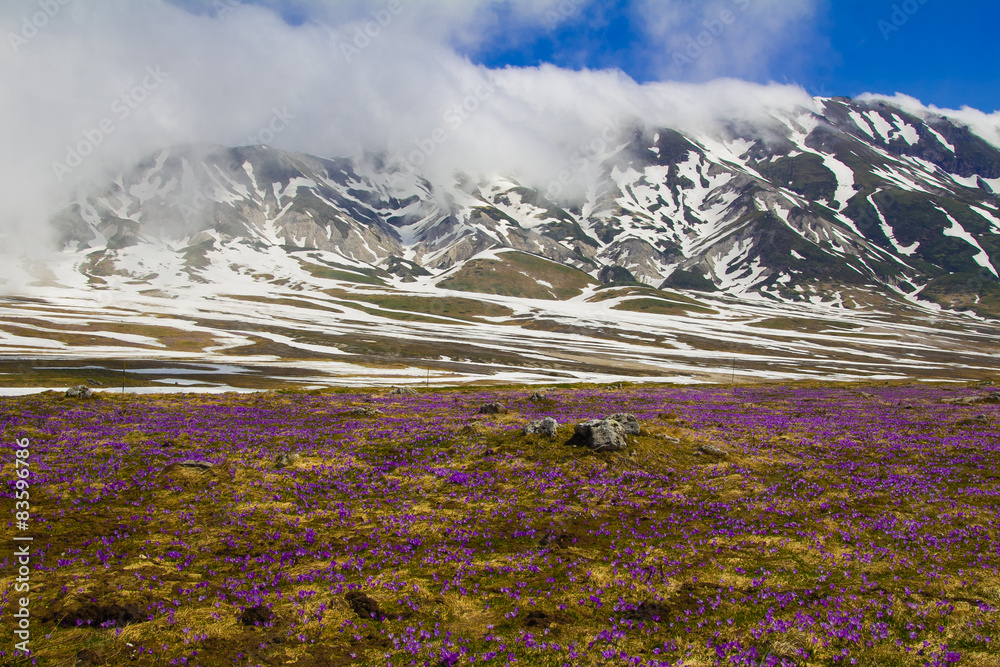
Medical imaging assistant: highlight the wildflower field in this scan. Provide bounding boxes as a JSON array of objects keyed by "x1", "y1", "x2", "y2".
[{"x1": 1, "y1": 383, "x2": 998, "y2": 666}]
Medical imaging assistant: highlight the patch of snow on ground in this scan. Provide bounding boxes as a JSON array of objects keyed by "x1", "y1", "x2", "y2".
[
  {"x1": 892, "y1": 116, "x2": 920, "y2": 145},
  {"x1": 972, "y1": 206, "x2": 1000, "y2": 232},
  {"x1": 866, "y1": 112, "x2": 895, "y2": 143},
  {"x1": 938, "y1": 208, "x2": 998, "y2": 276}
]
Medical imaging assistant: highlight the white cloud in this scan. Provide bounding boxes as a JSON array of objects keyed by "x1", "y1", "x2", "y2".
[
  {"x1": 858, "y1": 92, "x2": 1000, "y2": 149},
  {"x1": 634, "y1": 0, "x2": 825, "y2": 82},
  {"x1": 0, "y1": 0, "x2": 820, "y2": 254}
]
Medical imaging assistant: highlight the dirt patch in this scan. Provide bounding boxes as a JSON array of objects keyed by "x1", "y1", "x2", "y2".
[{"x1": 345, "y1": 591, "x2": 384, "y2": 621}]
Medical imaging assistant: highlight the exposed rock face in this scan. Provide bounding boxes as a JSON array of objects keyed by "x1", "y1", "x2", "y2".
[
  {"x1": 568, "y1": 418, "x2": 628, "y2": 452},
  {"x1": 479, "y1": 403, "x2": 507, "y2": 415},
  {"x1": 274, "y1": 452, "x2": 302, "y2": 469},
  {"x1": 698, "y1": 444, "x2": 729, "y2": 457},
  {"x1": 606, "y1": 413, "x2": 640, "y2": 435},
  {"x1": 524, "y1": 417, "x2": 558, "y2": 437},
  {"x1": 345, "y1": 406, "x2": 386, "y2": 417},
  {"x1": 66, "y1": 385, "x2": 94, "y2": 399},
  {"x1": 942, "y1": 392, "x2": 1000, "y2": 405}
]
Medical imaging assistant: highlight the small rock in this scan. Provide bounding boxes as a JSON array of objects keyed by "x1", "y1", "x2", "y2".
[
  {"x1": 568, "y1": 418, "x2": 628, "y2": 452},
  {"x1": 606, "y1": 413, "x2": 640, "y2": 435},
  {"x1": 697, "y1": 444, "x2": 728, "y2": 457},
  {"x1": 389, "y1": 387, "x2": 417, "y2": 396},
  {"x1": 177, "y1": 460, "x2": 214, "y2": 470},
  {"x1": 479, "y1": 403, "x2": 507, "y2": 415},
  {"x1": 975, "y1": 414, "x2": 989, "y2": 423},
  {"x1": 65, "y1": 385, "x2": 94, "y2": 399},
  {"x1": 345, "y1": 591, "x2": 384, "y2": 621},
  {"x1": 523, "y1": 417, "x2": 559, "y2": 437},
  {"x1": 86, "y1": 379, "x2": 103, "y2": 387},
  {"x1": 239, "y1": 605, "x2": 273, "y2": 627},
  {"x1": 345, "y1": 406, "x2": 385, "y2": 418},
  {"x1": 274, "y1": 452, "x2": 302, "y2": 469},
  {"x1": 859, "y1": 392, "x2": 874, "y2": 399},
  {"x1": 942, "y1": 393, "x2": 999, "y2": 405},
  {"x1": 660, "y1": 435, "x2": 681, "y2": 444},
  {"x1": 528, "y1": 392, "x2": 551, "y2": 403}
]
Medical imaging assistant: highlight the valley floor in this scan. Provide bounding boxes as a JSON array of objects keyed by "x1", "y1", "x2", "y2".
[{"x1": 1, "y1": 384, "x2": 997, "y2": 665}]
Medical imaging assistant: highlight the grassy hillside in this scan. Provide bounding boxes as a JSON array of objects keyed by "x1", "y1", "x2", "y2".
[{"x1": 437, "y1": 251, "x2": 596, "y2": 300}]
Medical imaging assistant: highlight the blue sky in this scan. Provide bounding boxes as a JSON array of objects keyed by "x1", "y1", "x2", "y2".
[
  {"x1": 468, "y1": 0, "x2": 1000, "y2": 111},
  {"x1": 169, "y1": 0, "x2": 999, "y2": 111}
]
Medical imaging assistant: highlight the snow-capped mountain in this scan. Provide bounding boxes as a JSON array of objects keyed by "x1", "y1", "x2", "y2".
[
  {"x1": 51, "y1": 96, "x2": 1000, "y2": 320},
  {"x1": 5, "y1": 94, "x2": 1000, "y2": 391}
]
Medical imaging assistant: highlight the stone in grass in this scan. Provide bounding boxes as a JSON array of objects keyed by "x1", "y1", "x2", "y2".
[
  {"x1": 239, "y1": 605, "x2": 274, "y2": 627},
  {"x1": 274, "y1": 452, "x2": 302, "y2": 469},
  {"x1": 389, "y1": 386, "x2": 417, "y2": 396},
  {"x1": 606, "y1": 413, "x2": 640, "y2": 435},
  {"x1": 160, "y1": 459, "x2": 219, "y2": 485},
  {"x1": 523, "y1": 417, "x2": 558, "y2": 437},
  {"x1": 478, "y1": 403, "x2": 507, "y2": 415},
  {"x1": 942, "y1": 392, "x2": 1000, "y2": 405},
  {"x1": 345, "y1": 591, "x2": 384, "y2": 621},
  {"x1": 345, "y1": 406, "x2": 385, "y2": 418},
  {"x1": 568, "y1": 419, "x2": 628, "y2": 452},
  {"x1": 176, "y1": 460, "x2": 215, "y2": 470},
  {"x1": 697, "y1": 444, "x2": 729, "y2": 457},
  {"x1": 65, "y1": 385, "x2": 94, "y2": 399}
]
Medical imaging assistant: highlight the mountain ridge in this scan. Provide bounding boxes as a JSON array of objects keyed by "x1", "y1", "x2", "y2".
[{"x1": 47, "y1": 95, "x2": 1000, "y2": 321}]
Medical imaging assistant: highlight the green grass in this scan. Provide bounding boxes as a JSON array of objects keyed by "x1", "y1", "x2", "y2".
[
  {"x1": 437, "y1": 251, "x2": 596, "y2": 300},
  {"x1": 748, "y1": 317, "x2": 863, "y2": 333}
]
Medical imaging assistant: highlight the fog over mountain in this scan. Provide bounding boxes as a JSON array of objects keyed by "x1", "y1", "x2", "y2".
[{"x1": 0, "y1": 0, "x2": 908, "y2": 252}]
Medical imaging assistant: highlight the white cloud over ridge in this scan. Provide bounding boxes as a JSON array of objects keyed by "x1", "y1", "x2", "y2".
[
  {"x1": 858, "y1": 93, "x2": 1000, "y2": 150},
  {"x1": 1, "y1": 0, "x2": 823, "y2": 252}
]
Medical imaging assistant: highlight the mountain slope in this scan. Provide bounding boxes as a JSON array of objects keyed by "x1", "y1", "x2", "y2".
[{"x1": 48, "y1": 97, "x2": 1000, "y2": 319}]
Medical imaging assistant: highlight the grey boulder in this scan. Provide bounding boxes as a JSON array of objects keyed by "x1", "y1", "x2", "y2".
[
  {"x1": 606, "y1": 413, "x2": 640, "y2": 435},
  {"x1": 569, "y1": 418, "x2": 628, "y2": 452},
  {"x1": 65, "y1": 385, "x2": 94, "y2": 399},
  {"x1": 523, "y1": 417, "x2": 558, "y2": 437}
]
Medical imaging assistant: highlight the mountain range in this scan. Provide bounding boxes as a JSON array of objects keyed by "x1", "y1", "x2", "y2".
[{"x1": 3, "y1": 95, "x2": 1000, "y2": 388}]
